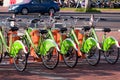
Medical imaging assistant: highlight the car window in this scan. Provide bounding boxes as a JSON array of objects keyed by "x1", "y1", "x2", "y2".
[
  {"x1": 23, "y1": 0, "x2": 31, "y2": 3},
  {"x1": 32, "y1": 0, "x2": 40, "y2": 4},
  {"x1": 41, "y1": 0, "x2": 51, "y2": 3}
]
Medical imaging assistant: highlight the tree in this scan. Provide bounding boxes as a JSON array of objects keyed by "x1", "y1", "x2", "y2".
[
  {"x1": 85, "y1": 0, "x2": 91, "y2": 12},
  {"x1": 85, "y1": 0, "x2": 91, "y2": 9}
]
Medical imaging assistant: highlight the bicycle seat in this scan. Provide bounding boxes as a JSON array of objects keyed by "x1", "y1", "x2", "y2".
[
  {"x1": 40, "y1": 19, "x2": 44, "y2": 22},
  {"x1": 103, "y1": 28, "x2": 111, "y2": 32},
  {"x1": 83, "y1": 26, "x2": 91, "y2": 31},
  {"x1": 54, "y1": 16, "x2": 61, "y2": 20},
  {"x1": 7, "y1": 18, "x2": 15, "y2": 22},
  {"x1": 39, "y1": 30, "x2": 48, "y2": 34},
  {"x1": 70, "y1": 16, "x2": 74, "y2": 18},
  {"x1": 31, "y1": 19, "x2": 40, "y2": 23},
  {"x1": 63, "y1": 18, "x2": 68, "y2": 21},
  {"x1": 60, "y1": 28, "x2": 67, "y2": 33},
  {"x1": 10, "y1": 27, "x2": 19, "y2": 31}
]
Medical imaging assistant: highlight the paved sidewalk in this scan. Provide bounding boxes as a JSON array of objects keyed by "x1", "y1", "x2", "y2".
[{"x1": 0, "y1": 6, "x2": 8, "y2": 12}]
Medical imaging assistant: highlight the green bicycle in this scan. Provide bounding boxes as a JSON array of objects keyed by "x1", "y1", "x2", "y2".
[
  {"x1": 88, "y1": 15, "x2": 119, "y2": 64},
  {"x1": 0, "y1": 19, "x2": 28, "y2": 72},
  {"x1": 55, "y1": 16, "x2": 101, "y2": 66},
  {"x1": 47, "y1": 17, "x2": 78, "y2": 68},
  {"x1": 70, "y1": 26, "x2": 101, "y2": 66},
  {"x1": 22, "y1": 19, "x2": 60, "y2": 70}
]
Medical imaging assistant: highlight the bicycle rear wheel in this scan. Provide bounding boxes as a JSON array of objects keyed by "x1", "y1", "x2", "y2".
[
  {"x1": 41, "y1": 47, "x2": 59, "y2": 69},
  {"x1": 13, "y1": 49, "x2": 28, "y2": 71},
  {"x1": 104, "y1": 44, "x2": 119, "y2": 64},
  {"x1": 85, "y1": 47, "x2": 100, "y2": 66},
  {"x1": 63, "y1": 47, "x2": 78, "y2": 68}
]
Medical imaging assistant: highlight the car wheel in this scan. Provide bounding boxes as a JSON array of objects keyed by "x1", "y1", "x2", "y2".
[
  {"x1": 21, "y1": 8, "x2": 28, "y2": 15},
  {"x1": 49, "y1": 8, "x2": 55, "y2": 15}
]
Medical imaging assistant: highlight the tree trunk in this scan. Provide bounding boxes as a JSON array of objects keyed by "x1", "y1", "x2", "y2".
[{"x1": 85, "y1": 0, "x2": 91, "y2": 9}]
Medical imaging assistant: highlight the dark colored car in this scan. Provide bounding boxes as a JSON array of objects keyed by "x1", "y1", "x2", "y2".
[{"x1": 8, "y1": 0, "x2": 60, "y2": 15}]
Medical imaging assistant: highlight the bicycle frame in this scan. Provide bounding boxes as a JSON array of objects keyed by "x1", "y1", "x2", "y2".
[
  {"x1": 70, "y1": 27, "x2": 100, "y2": 54},
  {"x1": 51, "y1": 28, "x2": 78, "y2": 55},
  {"x1": 89, "y1": 14, "x2": 119, "y2": 51},
  {"x1": 0, "y1": 28, "x2": 27, "y2": 57},
  {"x1": 24, "y1": 27, "x2": 60, "y2": 56},
  {"x1": 90, "y1": 27, "x2": 119, "y2": 51}
]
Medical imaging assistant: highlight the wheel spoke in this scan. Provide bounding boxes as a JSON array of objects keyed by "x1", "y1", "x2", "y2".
[{"x1": 63, "y1": 47, "x2": 78, "y2": 68}]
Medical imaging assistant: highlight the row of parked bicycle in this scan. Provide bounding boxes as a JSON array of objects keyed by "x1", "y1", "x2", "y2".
[{"x1": 0, "y1": 14, "x2": 119, "y2": 72}]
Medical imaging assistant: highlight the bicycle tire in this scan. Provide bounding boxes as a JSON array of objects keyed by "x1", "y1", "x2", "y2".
[
  {"x1": 13, "y1": 49, "x2": 28, "y2": 72},
  {"x1": 85, "y1": 47, "x2": 100, "y2": 66},
  {"x1": 62, "y1": 47, "x2": 78, "y2": 68},
  {"x1": 41, "y1": 47, "x2": 59, "y2": 69},
  {"x1": 104, "y1": 44, "x2": 119, "y2": 64}
]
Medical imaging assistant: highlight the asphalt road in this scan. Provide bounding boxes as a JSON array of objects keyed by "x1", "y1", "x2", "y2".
[
  {"x1": 0, "y1": 59, "x2": 120, "y2": 80},
  {"x1": 0, "y1": 12, "x2": 120, "y2": 28}
]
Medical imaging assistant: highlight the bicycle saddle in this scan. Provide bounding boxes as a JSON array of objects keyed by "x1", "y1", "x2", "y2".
[
  {"x1": 31, "y1": 19, "x2": 40, "y2": 23},
  {"x1": 39, "y1": 30, "x2": 48, "y2": 34},
  {"x1": 60, "y1": 27, "x2": 67, "y2": 33},
  {"x1": 54, "y1": 16, "x2": 61, "y2": 20},
  {"x1": 103, "y1": 28, "x2": 111, "y2": 32},
  {"x1": 10, "y1": 27, "x2": 19, "y2": 31},
  {"x1": 7, "y1": 18, "x2": 15, "y2": 22},
  {"x1": 83, "y1": 26, "x2": 91, "y2": 31},
  {"x1": 63, "y1": 18, "x2": 68, "y2": 21}
]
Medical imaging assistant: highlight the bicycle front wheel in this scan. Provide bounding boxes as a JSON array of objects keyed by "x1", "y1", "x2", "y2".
[
  {"x1": 41, "y1": 47, "x2": 59, "y2": 69},
  {"x1": 104, "y1": 44, "x2": 119, "y2": 64},
  {"x1": 13, "y1": 49, "x2": 28, "y2": 72},
  {"x1": 85, "y1": 47, "x2": 100, "y2": 66},
  {"x1": 63, "y1": 47, "x2": 78, "y2": 68}
]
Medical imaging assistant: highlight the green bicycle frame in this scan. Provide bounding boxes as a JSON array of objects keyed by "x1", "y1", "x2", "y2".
[
  {"x1": 59, "y1": 29, "x2": 78, "y2": 55},
  {"x1": 70, "y1": 28, "x2": 100, "y2": 54},
  {"x1": 46, "y1": 28, "x2": 77, "y2": 55},
  {"x1": 102, "y1": 36, "x2": 119, "y2": 51},
  {"x1": 24, "y1": 28, "x2": 60, "y2": 56},
  {"x1": 91, "y1": 27, "x2": 119, "y2": 51},
  {"x1": 60, "y1": 38, "x2": 78, "y2": 54},
  {"x1": 0, "y1": 28, "x2": 27, "y2": 57}
]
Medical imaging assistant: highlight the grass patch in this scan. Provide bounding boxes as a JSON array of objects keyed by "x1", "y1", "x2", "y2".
[
  {"x1": 61, "y1": 8, "x2": 101, "y2": 13},
  {"x1": 60, "y1": 8, "x2": 120, "y2": 12},
  {"x1": 60, "y1": 8, "x2": 76, "y2": 12},
  {"x1": 85, "y1": 8, "x2": 101, "y2": 13}
]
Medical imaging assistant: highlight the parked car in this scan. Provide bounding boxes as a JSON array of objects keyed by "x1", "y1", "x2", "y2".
[{"x1": 8, "y1": 0, "x2": 60, "y2": 15}]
